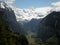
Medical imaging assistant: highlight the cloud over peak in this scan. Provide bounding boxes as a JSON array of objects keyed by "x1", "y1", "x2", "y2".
[
  {"x1": 5, "y1": 0, "x2": 15, "y2": 4},
  {"x1": 51, "y1": 1, "x2": 60, "y2": 11},
  {"x1": 0, "y1": 0, "x2": 15, "y2": 4},
  {"x1": 52, "y1": 1, "x2": 60, "y2": 7}
]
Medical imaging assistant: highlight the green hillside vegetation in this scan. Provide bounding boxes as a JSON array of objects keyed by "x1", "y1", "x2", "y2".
[
  {"x1": 35, "y1": 36, "x2": 58, "y2": 45},
  {"x1": 45, "y1": 35, "x2": 58, "y2": 45},
  {"x1": 0, "y1": 12, "x2": 28, "y2": 45}
]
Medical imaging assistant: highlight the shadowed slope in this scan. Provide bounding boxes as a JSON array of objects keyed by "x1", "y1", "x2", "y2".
[
  {"x1": 37, "y1": 11, "x2": 60, "y2": 45},
  {"x1": 0, "y1": 2, "x2": 29, "y2": 45}
]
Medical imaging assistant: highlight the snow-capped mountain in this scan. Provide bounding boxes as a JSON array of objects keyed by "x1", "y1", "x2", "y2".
[
  {"x1": 8, "y1": 1, "x2": 60, "y2": 22},
  {"x1": 11, "y1": 7, "x2": 52, "y2": 21}
]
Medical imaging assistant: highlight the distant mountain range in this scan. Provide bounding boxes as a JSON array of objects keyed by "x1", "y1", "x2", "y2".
[{"x1": 10, "y1": 6, "x2": 52, "y2": 34}]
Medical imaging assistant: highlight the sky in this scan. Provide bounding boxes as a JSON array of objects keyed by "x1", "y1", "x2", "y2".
[
  {"x1": 14, "y1": 0, "x2": 58, "y2": 8},
  {"x1": 0, "y1": 0, "x2": 59, "y2": 8}
]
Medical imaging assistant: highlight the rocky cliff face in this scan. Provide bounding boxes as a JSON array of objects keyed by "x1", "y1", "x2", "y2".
[
  {"x1": 37, "y1": 11, "x2": 60, "y2": 45},
  {"x1": 0, "y1": 2, "x2": 24, "y2": 34}
]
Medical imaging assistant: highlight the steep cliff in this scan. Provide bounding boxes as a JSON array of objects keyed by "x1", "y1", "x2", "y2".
[
  {"x1": 0, "y1": 1, "x2": 25, "y2": 34},
  {"x1": 37, "y1": 11, "x2": 60, "y2": 45},
  {"x1": 0, "y1": 2, "x2": 28, "y2": 45}
]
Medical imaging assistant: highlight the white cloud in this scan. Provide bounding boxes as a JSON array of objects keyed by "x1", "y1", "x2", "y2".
[
  {"x1": 0, "y1": 0, "x2": 15, "y2": 4},
  {"x1": 51, "y1": 1, "x2": 60, "y2": 11},
  {"x1": 52, "y1": 1, "x2": 60, "y2": 7},
  {"x1": 35, "y1": 7, "x2": 52, "y2": 15},
  {"x1": 6, "y1": 0, "x2": 15, "y2": 4}
]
